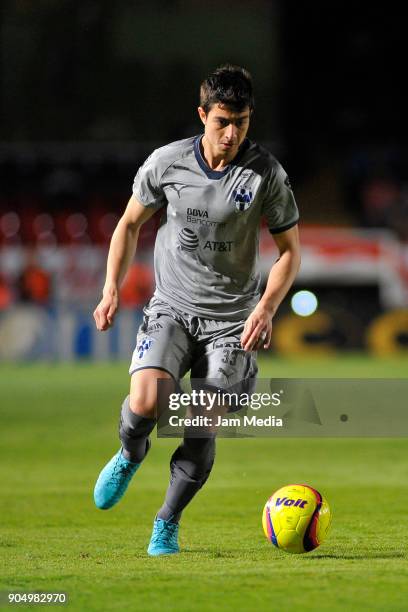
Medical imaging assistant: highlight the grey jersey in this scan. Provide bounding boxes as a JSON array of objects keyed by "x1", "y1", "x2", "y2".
[{"x1": 132, "y1": 136, "x2": 299, "y2": 321}]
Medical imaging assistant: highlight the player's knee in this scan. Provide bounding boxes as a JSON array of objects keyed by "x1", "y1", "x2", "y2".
[
  {"x1": 129, "y1": 370, "x2": 174, "y2": 418},
  {"x1": 129, "y1": 390, "x2": 157, "y2": 418},
  {"x1": 129, "y1": 377, "x2": 160, "y2": 417}
]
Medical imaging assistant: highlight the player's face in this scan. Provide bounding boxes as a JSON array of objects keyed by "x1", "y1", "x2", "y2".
[{"x1": 198, "y1": 103, "x2": 251, "y2": 159}]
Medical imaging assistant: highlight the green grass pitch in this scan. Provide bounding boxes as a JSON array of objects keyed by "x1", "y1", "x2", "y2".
[{"x1": 1, "y1": 355, "x2": 408, "y2": 611}]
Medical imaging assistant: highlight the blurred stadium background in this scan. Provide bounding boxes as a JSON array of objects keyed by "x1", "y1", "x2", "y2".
[
  {"x1": 1, "y1": 5, "x2": 408, "y2": 610},
  {"x1": 0, "y1": 0, "x2": 407, "y2": 362}
]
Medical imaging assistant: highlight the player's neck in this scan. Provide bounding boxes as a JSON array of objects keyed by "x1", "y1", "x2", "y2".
[{"x1": 200, "y1": 136, "x2": 235, "y2": 170}]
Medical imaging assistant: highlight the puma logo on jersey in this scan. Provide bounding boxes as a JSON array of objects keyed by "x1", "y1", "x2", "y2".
[{"x1": 169, "y1": 184, "x2": 188, "y2": 198}]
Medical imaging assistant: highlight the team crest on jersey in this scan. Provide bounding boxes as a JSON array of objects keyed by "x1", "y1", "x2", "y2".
[
  {"x1": 137, "y1": 337, "x2": 154, "y2": 359},
  {"x1": 232, "y1": 186, "x2": 254, "y2": 212}
]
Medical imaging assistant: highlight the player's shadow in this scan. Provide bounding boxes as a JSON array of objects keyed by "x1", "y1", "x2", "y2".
[
  {"x1": 182, "y1": 549, "x2": 406, "y2": 560},
  {"x1": 182, "y1": 548, "x2": 239, "y2": 558},
  {"x1": 303, "y1": 551, "x2": 405, "y2": 560}
]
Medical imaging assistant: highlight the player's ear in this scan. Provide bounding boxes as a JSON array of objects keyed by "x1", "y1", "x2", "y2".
[{"x1": 197, "y1": 107, "x2": 207, "y2": 125}]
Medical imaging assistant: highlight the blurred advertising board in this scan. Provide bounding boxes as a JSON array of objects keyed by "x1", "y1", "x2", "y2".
[
  {"x1": 0, "y1": 227, "x2": 407, "y2": 360},
  {"x1": 260, "y1": 226, "x2": 408, "y2": 309}
]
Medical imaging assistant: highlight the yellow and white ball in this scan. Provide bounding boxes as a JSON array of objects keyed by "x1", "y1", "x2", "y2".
[{"x1": 262, "y1": 484, "x2": 331, "y2": 553}]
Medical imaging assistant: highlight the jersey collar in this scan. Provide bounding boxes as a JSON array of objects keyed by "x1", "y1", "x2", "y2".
[{"x1": 193, "y1": 135, "x2": 249, "y2": 180}]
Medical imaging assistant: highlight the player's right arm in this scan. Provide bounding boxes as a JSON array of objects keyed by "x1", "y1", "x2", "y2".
[{"x1": 93, "y1": 195, "x2": 157, "y2": 331}]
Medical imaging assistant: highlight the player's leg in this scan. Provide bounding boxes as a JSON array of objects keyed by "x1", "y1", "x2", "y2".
[
  {"x1": 148, "y1": 318, "x2": 258, "y2": 551},
  {"x1": 120, "y1": 368, "x2": 174, "y2": 462},
  {"x1": 147, "y1": 421, "x2": 217, "y2": 556},
  {"x1": 156, "y1": 430, "x2": 216, "y2": 523},
  {"x1": 148, "y1": 389, "x2": 227, "y2": 556},
  {"x1": 94, "y1": 369, "x2": 174, "y2": 510},
  {"x1": 94, "y1": 301, "x2": 192, "y2": 511}
]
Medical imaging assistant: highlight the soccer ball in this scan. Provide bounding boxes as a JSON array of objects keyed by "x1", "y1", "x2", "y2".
[{"x1": 262, "y1": 484, "x2": 332, "y2": 553}]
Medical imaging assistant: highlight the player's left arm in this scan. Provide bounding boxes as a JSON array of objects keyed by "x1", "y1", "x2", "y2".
[{"x1": 241, "y1": 225, "x2": 301, "y2": 352}]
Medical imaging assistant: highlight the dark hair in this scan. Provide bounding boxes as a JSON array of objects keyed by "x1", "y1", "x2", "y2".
[{"x1": 200, "y1": 64, "x2": 254, "y2": 114}]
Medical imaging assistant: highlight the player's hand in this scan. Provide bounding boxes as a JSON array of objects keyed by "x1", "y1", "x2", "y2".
[
  {"x1": 93, "y1": 289, "x2": 119, "y2": 331},
  {"x1": 241, "y1": 304, "x2": 273, "y2": 352}
]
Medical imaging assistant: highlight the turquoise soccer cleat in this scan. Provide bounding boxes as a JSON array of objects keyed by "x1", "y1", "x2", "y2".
[
  {"x1": 94, "y1": 448, "x2": 140, "y2": 510},
  {"x1": 147, "y1": 517, "x2": 180, "y2": 556}
]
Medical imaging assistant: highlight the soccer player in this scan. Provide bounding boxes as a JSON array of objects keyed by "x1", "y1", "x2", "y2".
[{"x1": 93, "y1": 65, "x2": 300, "y2": 556}]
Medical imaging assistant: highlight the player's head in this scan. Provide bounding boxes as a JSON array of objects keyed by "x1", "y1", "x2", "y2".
[
  {"x1": 198, "y1": 65, "x2": 253, "y2": 158},
  {"x1": 199, "y1": 64, "x2": 254, "y2": 115}
]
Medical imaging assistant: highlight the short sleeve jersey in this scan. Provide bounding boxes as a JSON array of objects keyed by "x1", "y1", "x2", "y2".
[{"x1": 132, "y1": 136, "x2": 299, "y2": 321}]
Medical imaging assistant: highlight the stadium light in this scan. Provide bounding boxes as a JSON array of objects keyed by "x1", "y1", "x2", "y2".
[{"x1": 291, "y1": 290, "x2": 318, "y2": 317}]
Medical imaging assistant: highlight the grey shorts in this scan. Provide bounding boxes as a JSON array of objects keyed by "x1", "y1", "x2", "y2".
[{"x1": 129, "y1": 296, "x2": 258, "y2": 400}]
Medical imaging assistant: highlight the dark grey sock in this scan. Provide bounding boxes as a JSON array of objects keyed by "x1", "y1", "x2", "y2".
[
  {"x1": 156, "y1": 504, "x2": 181, "y2": 524},
  {"x1": 119, "y1": 395, "x2": 156, "y2": 464},
  {"x1": 122, "y1": 440, "x2": 150, "y2": 464},
  {"x1": 157, "y1": 436, "x2": 216, "y2": 523}
]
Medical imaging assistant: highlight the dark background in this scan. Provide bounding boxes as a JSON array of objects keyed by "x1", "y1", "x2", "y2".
[
  {"x1": 1, "y1": 0, "x2": 407, "y2": 228},
  {"x1": 1, "y1": 1, "x2": 406, "y2": 146}
]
